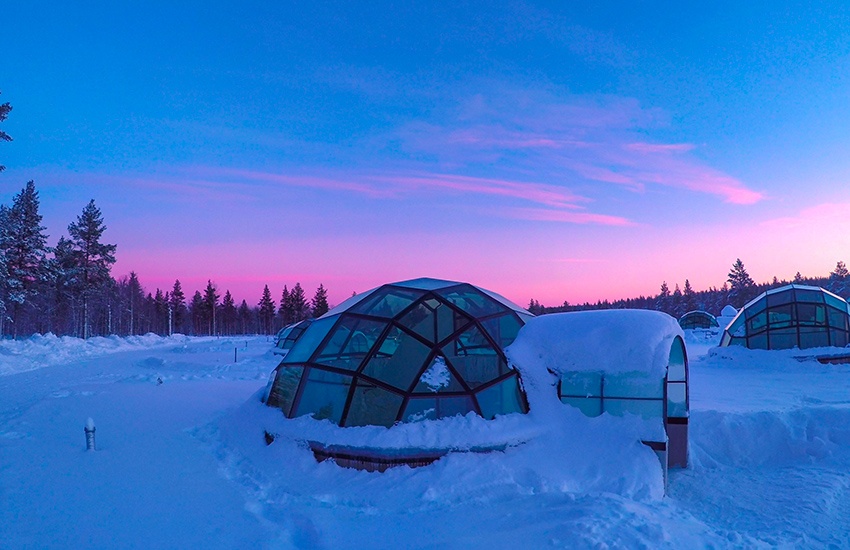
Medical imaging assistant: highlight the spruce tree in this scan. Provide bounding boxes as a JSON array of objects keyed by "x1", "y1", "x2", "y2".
[
  {"x1": 727, "y1": 258, "x2": 755, "y2": 306},
  {"x1": 655, "y1": 281, "x2": 671, "y2": 314},
  {"x1": 169, "y1": 280, "x2": 186, "y2": 333},
  {"x1": 671, "y1": 284, "x2": 683, "y2": 318},
  {"x1": 258, "y1": 285, "x2": 276, "y2": 334},
  {"x1": 278, "y1": 285, "x2": 291, "y2": 325},
  {"x1": 0, "y1": 91, "x2": 11, "y2": 172},
  {"x1": 190, "y1": 290, "x2": 204, "y2": 335},
  {"x1": 1, "y1": 181, "x2": 50, "y2": 337},
  {"x1": 311, "y1": 284, "x2": 329, "y2": 317},
  {"x1": 66, "y1": 200, "x2": 117, "y2": 338},
  {"x1": 125, "y1": 272, "x2": 145, "y2": 336},
  {"x1": 238, "y1": 299, "x2": 251, "y2": 334},
  {"x1": 682, "y1": 279, "x2": 696, "y2": 313},
  {"x1": 831, "y1": 261, "x2": 848, "y2": 280},
  {"x1": 221, "y1": 290, "x2": 237, "y2": 335},
  {"x1": 289, "y1": 282, "x2": 309, "y2": 322},
  {"x1": 203, "y1": 280, "x2": 220, "y2": 335}
]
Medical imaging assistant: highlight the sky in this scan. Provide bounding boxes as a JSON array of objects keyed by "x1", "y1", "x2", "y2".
[{"x1": 2, "y1": 1, "x2": 850, "y2": 308}]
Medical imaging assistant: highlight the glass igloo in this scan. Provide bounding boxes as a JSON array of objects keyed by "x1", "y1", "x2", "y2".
[
  {"x1": 678, "y1": 310, "x2": 719, "y2": 330},
  {"x1": 265, "y1": 278, "x2": 532, "y2": 427},
  {"x1": 720, "y1": 284, "x2": 850, "y2": 350}
]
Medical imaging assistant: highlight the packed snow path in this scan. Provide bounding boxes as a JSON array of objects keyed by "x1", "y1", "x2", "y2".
[{"x1": 1, "y1": 334, "x2": 849, "y2": 548}]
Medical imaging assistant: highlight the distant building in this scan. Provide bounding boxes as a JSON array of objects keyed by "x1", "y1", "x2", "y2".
[{"x1": 678, "y1": 310, "x2": 720, "y2": 330}]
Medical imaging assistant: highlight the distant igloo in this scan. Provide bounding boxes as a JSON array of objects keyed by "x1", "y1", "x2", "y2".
[
  {"x1": 720, "y1": 284, "x2": 850, "y2": 350},
  {"x1": 265, "y1": 278, "x2": 531, "y2": 429},
  {"x1": 678, "y1": 310, "x2": 720, "y2": 330}
]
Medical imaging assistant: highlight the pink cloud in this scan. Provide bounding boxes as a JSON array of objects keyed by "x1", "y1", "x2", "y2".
[
  {"x1": 502, "y1": 206, "x2": 633, "y2": 226},
  {"x1": 625, "y1": 142, "x2": 696, "y2": 154}
]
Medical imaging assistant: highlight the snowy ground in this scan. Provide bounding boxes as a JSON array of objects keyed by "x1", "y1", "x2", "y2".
[{"x1": 1, "y1": 331, "x2": 849, "y2": 548}]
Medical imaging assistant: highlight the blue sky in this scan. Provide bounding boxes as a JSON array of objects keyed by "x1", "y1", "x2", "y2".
[{"x1": 2, "y1": 1, "x2": 850, "y2": 306}]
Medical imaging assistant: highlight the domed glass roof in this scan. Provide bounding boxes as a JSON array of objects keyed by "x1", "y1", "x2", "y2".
[
  {"x1": 678, "y1": 310, "x2": 719, "y2": 330},
  {"x1": 720, "y1": 284, "x2": 850, "y2": 350},
  {"x1": 266, "y1": 278, "x2": 532, "y2": 427}
]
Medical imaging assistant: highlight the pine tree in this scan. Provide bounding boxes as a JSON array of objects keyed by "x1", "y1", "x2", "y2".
[
  {"x1": 202, "y1": 280, "x2": 220, "y2": 335},
  {"x1": 0, "y1": 91, "x2": 12, "y2": 172},
  {"x1": 221, "y1": 290, "x2": 237, "y2": 335},
  {"x1": 682, "y1": 279, "x2": 696, "y2": 313},
  {"x1": 727, "y1": 259, "x2": 755, "y2": 306},
  {"x1": 238, "y1": 299, "x2": 251, "y2": 334},
  {"x1": 189, "y1": 290, "x2": 204, "y2": 335},
  {"x1": 125, "y1": 272, "x2": 145, "y2": 336},
  {"x1": 169, "y1": 280, "x2": 186, "y2": 334},
  {"x1": 278, "y1": 285, "x2": 291, "y2": 325},
  {"x1": 655, "y1": 281, "x2": 671, "y2": 314},
  {"x1": 258, "y1": 285, "x2": 276, "y2": 335},
  {"x1": 671, "y1": 284, "x2": 683, "y2": 318},
  {"x1": 66, "y1": 200, "x2": 117, "y2": 338},
  {"x1": 153, "y1": 289, "x2": 167, "y2": 335},
  {"x1": 1, "y1": 181, "x2": 50, "y2": 337},
  {"x1": 289, "y1": 282, "x2": 309, "y2": 322},
  {"x1": 831, "y1": 261, "x2": 848, "y2": 280},
  {"x1": 311, "y1": 284, "x2": 329, "y2": 318},
  {"x1": 794, "y1": 271, "x2": 804, "y2": 283}
]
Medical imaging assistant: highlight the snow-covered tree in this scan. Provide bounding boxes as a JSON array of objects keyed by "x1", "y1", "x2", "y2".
[
  {"x1": 258, "y1": 284, "x2": 276, "y2": 335},
  {"x1": 1, "y1": 181, "x2": 50, "y2": 337},
  {"x1": 66, "y1": 200, "x2": 117, "y2": 338},
  {"x1": 311, "y1": 284, "x2": 329, "y2": 318},
  {"x1": 0, "y1": 91, "x2": 11, "y2": 172}
]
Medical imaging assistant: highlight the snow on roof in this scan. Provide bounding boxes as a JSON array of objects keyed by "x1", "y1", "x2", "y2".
[
  {"x1": 506, "y1": 309, "x2": 683, "y2": 379},
  {"x1": 721, "y1": 305, "x2": 738, "y2": 317}
]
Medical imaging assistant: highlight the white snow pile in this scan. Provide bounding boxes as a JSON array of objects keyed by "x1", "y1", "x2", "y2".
[
  {"x1": 507, "y1": 309, "x2": 683, "y2": 378},
  {"x1": 0, "y1": 332, "x2": 195, "y2": 376}
]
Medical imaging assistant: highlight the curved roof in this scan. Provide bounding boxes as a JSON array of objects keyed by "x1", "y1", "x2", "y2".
[
  {"x1": 678, "y1": 310, "x2": 719, "y2": 330},
  {"x1": 720, "y1": 284, "x2": 850, "y2": 350},
  {"x1": 266, "y1": 278, "x2": 531, "y2": 427}
]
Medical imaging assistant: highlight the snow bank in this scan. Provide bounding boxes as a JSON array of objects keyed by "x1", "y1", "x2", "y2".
[
  {"x1": 0, "y1": 333, "x2": 196, "y2": 377},
  {"x1": 507, "y1": 309, "x2": 683, "y2": 378}
]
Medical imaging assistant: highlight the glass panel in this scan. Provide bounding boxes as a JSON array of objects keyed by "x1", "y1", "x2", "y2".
[
  {"x1": 293, "y1": 368, "x2": 352, "y2": 424},
  {"x1": 281, "y1": 320, "x2": 312, "y2": 350},
  {"x1": 322, "y1": 288, "x2": 377, "y2": 318},
  {"x1": 746, "y1": 311, "x2": 767, "y2": 334},
  {"x1": 767, "y1": 304, "x2": 795, "y2": 329},
  {"x1": 435, "y1": 302, "x2": 472, "y2": 343},
  {"x1": 766, "y1": 290, "x2": 794, "y2": 307},
  {"x1": 476, "y1": 376, "x2": 526, "y2": 418},
  {"x1": 748, "y1": 332, "x2": 768, "y2": 350},
  {"x1": 560, "y1": 371, "x2": 603, "y2": 398},
  {"x1": 344, "y1": 381, "x2": 404, "y2": 427},
  {"x1": 830, "y1": 329, "x2": 849, "y2": 347},
  {"x1": 442, "y1": 326, "x2": 506, "y2": 388},
  {"x1": 362, "y1": 326, "x2": 432, "y2": 390},
  {"x1": 397, "y1": 302, "x2": 436, "y2": 343},
  {"x1": 728, "y1": 316, "x2": 746, "y2": 338},
  {"x1": 282, "y1": 316, "x2": 337, "y2": 363},
  {"x1": 392, "y1": 278, "x2": 458, "y2": 291},
  {"x1": 604, "y1": 398, "x2": 663, "y2": 419},
  {"x1": 768, "y1": 327, "x2": 798, "y2": 350},
  {"x1": 604, "y1": 372, "x2": 663, "y2": 399},
  {"x1": 561, "y1": 396, "x2": 602, "y2": 417},
  {"x1": 720, "y1": 332, "x2": 731, "y2": 346},
  {"x1": 667, "y1": 381, "x2": 688, "y2": 418},
  {"x1": 825, "y1": 293, "x2": 848, "y2": 312},
  {"x1": 267, "y1": 366, "x2": 304, "y2": 416},
  {"x1": 827, "y1": 307, "x2": 849, "y2": 331},
  {"x1": 350, "y1": 287, "x2": 424, "y2": 318},
  {"x1": 799, "y1": 328, "x2": 829, "y2": 349},
  {"x1": 729, "y1": 336, "x2": 746, "y2": 347},
  {"x1": 795, "y1": 289, "x2": 825, "y2": 303},
  {"x1": 481, "y1": 313, "x2": 524, "y2": 349},
  {"x1": 745, "y1": 297, "x2": 766, "y2": 316},
  {"x1": 667, "y1": 338, "x2": 687, "y2": 382},
  {"x1": 313, "y1": 316, "x2": 386, "y2": 371},
  {"x1": 402, "y1": 396, "x2": 476, "y2": 421},
  {"x1": 436, "y1": 284, "x2": 507, "y2": 318},
  {"x1": 797, "y1": 304, "x2": 826, "y2": 326},
  {"x1": 413, "y1": 354, "x2": 465, "y2": 393}
]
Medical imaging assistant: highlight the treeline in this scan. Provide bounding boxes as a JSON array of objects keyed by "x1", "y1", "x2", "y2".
[
  {"x1": 528, "y1": 258, "x2": 850, "y2": 318},
  {"x1": 0, "y1": 181, "x2": 331, "y2": 339}
]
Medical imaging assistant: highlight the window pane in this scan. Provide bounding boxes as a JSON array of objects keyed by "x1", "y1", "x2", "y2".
[
  {"x1": 313, "y1": 316, "x2": 386, "y2": 371},
  {"x1": 604, "y1": 373, "x2": 663, "y2": 399},
  {"x1": 767, "y1": 304, "x2": 795, "y2": 328},
  {"x1": 560, "y1": 371, "x2": 603, "y2": 398},
  {"x1": 728, "y1": 316, "x2": 746, "y2": 338},
  {"x1": 604, "y1": 398, "x2": 663, "y2": 419},
  {"x1": 436, "y1": 285, "x2": 507, "y2": 318},
  {"x1": 799, "y1": 328, "x2": 829, "y2": 349},
  {"x1": 746, "y1": 297, "x2": 767, "y2": 316},
  {"x1": 748, "y1": 332, "x2": 768, "y2": 350},
  {"x1": 825, "y1": 293, "x2": 848, "y2": 312},
  {"x1": 795, "y1": 289, "x2": 825, "y2": 303},
  {"x1": 747, "y1": 311, "x2": 767, "y2": 334},
  {"x1": 344, "y1": 381, "x2": 404, "y2": 427},
  {"x1": 767, "y1": 290, "x2": 794, "y2": 307},
  {"x1": 797, "y1": 304, "x2": 826, "y2": 326},
  {"x1": 476, "y1": 375, "x2": 527, "y2": 418},
  {"x1": 442, "y1": 326, "x2": 506, "y2": 388},
  {"x1": 350, "y1": 287, "x2": 424, "y2": 318},
  {"x1": 561, "y1": 396, "x2": 602, "y2": 417},
  {"x1": 481, "y1": 313, "x2": 524, "y2": 349},
  {"x1": 667, "y1": 338, "x2": 687, "y2": 382},
  {"x1": 282, "y1": 316, "x2": 337, "y2": 363},
  {"x1": 768, "y1": 328, "x2": 797, "y2": 350},
  {"x1": 267, "y1": 366, "x2": 304, "y2": 416},
  {"x1": 293, "y1": 368, "x2": 352, "y2": 424},
  {"x1": 830, "y1": 329, "x2": 849, "y2": 347},
  {"x1": 413, "y1": 354, "x2": 465, "y2": 393},
  {"x1": 362, "y1": 326, "x2": 432, "y2": 390},
  {"x1": 667, "y1": 381, "x2": 687, "y2": 418},
  {"x1": 827, "y1": 307, "x2": 849, "y2": 331},
  {"x1": 435, "y1": 303, "x2": 473, "y2": 343},
  {"x1": 397, "y1": 302, "x2": 436, "y2": 343}
]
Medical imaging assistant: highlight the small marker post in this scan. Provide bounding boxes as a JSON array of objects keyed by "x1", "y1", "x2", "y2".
[
  {"x1": 85, "y1": 417, "x2": 96, "y2": 451},
  {"x1": 234, "y1": 347, "x2": 238, "y2": 363}
]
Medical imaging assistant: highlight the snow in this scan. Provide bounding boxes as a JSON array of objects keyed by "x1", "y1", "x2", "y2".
[
  {"x1": 507, "y1": 309, "x2": 683, "y2": 378},
  {"x1": 2, "y1": 330, "x2": 849, "y2": 548}
]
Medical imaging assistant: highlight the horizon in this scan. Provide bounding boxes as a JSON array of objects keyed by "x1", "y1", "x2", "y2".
[{"x1": 3, "y1": 2, "x2": 850, "y2": 308}]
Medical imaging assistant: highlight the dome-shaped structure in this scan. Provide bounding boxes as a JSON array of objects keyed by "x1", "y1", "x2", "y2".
[
  {"x1": 720, "y1": 284, "x2": 850, "y2": 350},
  {"x1": 678, "y1": 310, "x2": 719, "y2": 330},
  {"x1": 265, "y1": 278, "x2": 532, "y2": 427}
]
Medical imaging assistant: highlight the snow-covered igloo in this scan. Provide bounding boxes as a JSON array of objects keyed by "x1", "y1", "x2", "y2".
[
  {"x1": 720, "y1": 284, "x2": 850, "y2": 350},
  {"x1": 678, "y1": 310, "x2": 719, "y2": 330},
  {"x1": 265, "y1": 278, "x2": 532, "y2": 430},
  {"x1": 507, "y1": 309, "x2": 689, "y2": 470}
]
